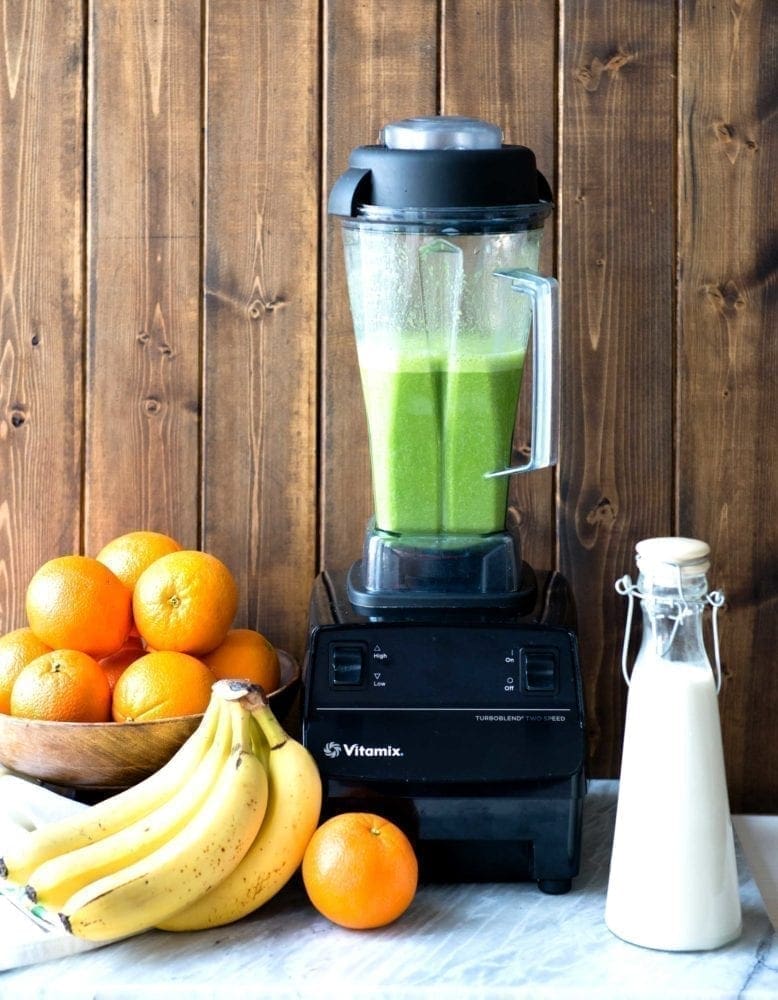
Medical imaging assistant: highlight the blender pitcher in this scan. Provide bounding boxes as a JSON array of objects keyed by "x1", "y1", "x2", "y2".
[{"x1": 330, "y1": 116, "x2": 559, "y2": 609}]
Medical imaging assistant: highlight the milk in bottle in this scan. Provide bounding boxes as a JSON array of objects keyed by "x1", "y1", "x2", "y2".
[{"x1": 605, "y1": 537, "x2": 742, "y2": 951}]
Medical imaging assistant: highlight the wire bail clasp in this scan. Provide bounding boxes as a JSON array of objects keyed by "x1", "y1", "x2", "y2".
[{"x1": 615, "y1": 573, "x2": 726, "y2": 692}]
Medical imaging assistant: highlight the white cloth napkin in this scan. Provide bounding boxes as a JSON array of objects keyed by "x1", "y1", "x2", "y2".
[{"x1": 0, "y1": 772, "x2": 104, "y2": 970}]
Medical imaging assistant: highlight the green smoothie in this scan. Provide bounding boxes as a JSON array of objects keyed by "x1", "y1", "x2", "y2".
[
  {"x1": 360, "y1": 352, "x2": 443, "y2": 533},
  {"x1": 442, "y1": 353, "x2": 525, "y2": 533},
  {"x1": 359, "y1": 347, "x2": 525, "y2": 536}
]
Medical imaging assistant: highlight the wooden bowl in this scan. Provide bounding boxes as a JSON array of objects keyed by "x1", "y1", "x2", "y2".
[{"x1": 0, "y1": 650, "x2": 300, "y2": 790}]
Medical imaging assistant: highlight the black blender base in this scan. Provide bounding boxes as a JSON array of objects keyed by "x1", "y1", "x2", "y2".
[
  {"x1": 318, "y1": 775, "x2": 585, "y2": 892},
  {"x1": 303, "y1": 570, "x2": 586, "y2": 891},
  {"x1": 417, "y1": 842, "x2": 572, "y2": 893}
]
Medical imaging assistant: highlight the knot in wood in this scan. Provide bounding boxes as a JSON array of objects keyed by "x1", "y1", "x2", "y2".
[
  {"x1": 247, "y1": 296, "x2": 285, "y2": 320},
  {"x1": 712, "y1": 121, "x2": 758, "y2": 163},
  {"x1": 715, "y1": 122, "x2": 736, "y2": 141},
  {"x1": 703, "y1": 281, "x2": 746, "y2": 318},
  {"x1": 575, "y1": 48, "x2": 637, "y2": 92},
  {"x1": 585, "y1": 496, "x2": 616, "y2": 528}
]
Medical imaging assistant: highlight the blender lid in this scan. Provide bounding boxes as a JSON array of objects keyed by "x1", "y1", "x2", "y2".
[{"x1": 329, "y1": 114, "x2": 552, "y2": 219}]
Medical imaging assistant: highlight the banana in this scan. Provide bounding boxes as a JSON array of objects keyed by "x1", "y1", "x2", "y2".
[
  {"x1": 159, "y1": 680, "x2": 322, "y2": 931},
  {"x1": 60, "y1": 699, "x2": 269, "y2": 942},
  {"x1": 26, "y1": 698, "x2": 234, "y2": 909},
  {"x1": 0, "y1": 696, "x2": 221, "y2": 886}
]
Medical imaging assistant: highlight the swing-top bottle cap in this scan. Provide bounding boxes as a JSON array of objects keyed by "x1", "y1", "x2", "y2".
[{"x1": 635, "y1": 537, "x2": 711, "y2": 585}]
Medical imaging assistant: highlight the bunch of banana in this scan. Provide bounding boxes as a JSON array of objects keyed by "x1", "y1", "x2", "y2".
[
  {"x1": 0, "y1": 696, "x2": 223, "y2": 886},
  {"x1": 159, "y1": 681, "x2": 323, "y2": 932},
  {"x1": 0, "y1": 679, "x2": 322, "y2": 942}
]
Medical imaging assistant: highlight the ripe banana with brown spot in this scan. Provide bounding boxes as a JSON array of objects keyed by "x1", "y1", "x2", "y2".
[
  {"x1": 26, "y1": 698, "x2": 234, "y2": 909},
  {"x1": 159, "y1": 680, "x2": 322, "y2": 931},
  {"x1": 60, "y1": 699, "x2": 269, "y2": 942},
  {"x1": 0, "y1": 697, "x2": 220, "y2": 886}
]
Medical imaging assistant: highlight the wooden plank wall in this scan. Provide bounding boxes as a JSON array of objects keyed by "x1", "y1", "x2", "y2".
[{"x1": 0, "y1": 1, "x2": 775, "y2": 810}]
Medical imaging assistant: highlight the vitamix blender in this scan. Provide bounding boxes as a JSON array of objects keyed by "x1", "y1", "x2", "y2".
[{"x1": 303, "y1": 117, "x2": 586, "y2": 892}]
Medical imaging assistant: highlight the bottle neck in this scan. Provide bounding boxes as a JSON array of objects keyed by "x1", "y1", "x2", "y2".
[
  {"x1": 617, "y1": 563, "x2": 725, "y2": 689},
  {"x1": 639, "y1": 595, "x2": 708, "y2": 665},
  {"x1": 637, "y1": 567, "x2": 709, "y2": 665}
]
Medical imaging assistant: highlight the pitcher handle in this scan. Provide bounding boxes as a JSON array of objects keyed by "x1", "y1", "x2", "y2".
[{"x1": 485, "y1": 269, "x2": 559, "y2": 478}]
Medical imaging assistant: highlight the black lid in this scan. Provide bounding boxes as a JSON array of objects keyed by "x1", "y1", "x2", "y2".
[{"x1": 329, "y1": 116, "x2": 552, "y2": 221}]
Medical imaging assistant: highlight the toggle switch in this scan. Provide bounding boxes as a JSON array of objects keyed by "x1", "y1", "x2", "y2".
[
  {"x1": 329, "y1": 643, "x2": 366, "y2": 687},
  {"x1": 521, "y1": 649, "x2": 558, "y2": 693}
]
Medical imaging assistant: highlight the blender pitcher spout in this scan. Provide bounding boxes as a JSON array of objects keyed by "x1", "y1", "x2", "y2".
[{"x1": 485, "y1": 269, "x2": 559, "y2": 478}]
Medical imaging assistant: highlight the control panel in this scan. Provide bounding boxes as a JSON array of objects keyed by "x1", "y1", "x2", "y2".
[
  {"x1": 304, "y1": 620, "x2": 586, "y2": 786},
  {"x1": 314, "y1": 625, "x2": 572, "y2": 706}
]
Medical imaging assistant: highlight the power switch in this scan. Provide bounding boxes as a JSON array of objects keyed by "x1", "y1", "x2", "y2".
[
  {"x1": 521, "y1": 649, "x2": 558, "y2": 693},
  {"x1": 329, "y1": 643, "x2": 366, "y2": 687}
]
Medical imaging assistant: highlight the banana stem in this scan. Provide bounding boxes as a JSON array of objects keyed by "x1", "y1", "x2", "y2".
[
  {"x1": 249, "y1": 717, "x2": 270, "y2": 766},
  {"x1": 212, "y1": 678, "x2": 263, "y2": 702},
  {"x1": 250, "y1": 707, "x2": 287, "y2": 751},
  {"x1": 225, "y1": 700, "x2": 253, "y2": 754},
  {"x1": 211, "y1": 678, "x2": 286, "y2": 752},
  {"x1": 241, "y1": 692, "x2": 287, "y2": 751}
]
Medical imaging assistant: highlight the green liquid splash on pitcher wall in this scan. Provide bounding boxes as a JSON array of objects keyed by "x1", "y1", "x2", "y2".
[{"x1": 359, "y1": 347, "x2": 525, "y2": 536}]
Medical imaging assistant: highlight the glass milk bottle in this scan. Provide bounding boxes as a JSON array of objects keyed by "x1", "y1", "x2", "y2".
[{"x1": 605, "y1": 537, "x2": 742, "y2": 951}]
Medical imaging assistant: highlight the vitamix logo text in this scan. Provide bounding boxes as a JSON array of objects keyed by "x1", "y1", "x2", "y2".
[{"x1": 322, "y1": 742, "x2": 404, "y2": 759}]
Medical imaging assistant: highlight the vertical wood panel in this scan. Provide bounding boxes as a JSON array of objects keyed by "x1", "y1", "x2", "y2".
[
  {"x1": 678, "y1": 0, "x2": 778, "y2": 812},
  {"x1": 1, "y1": 0, "x2": 777, "y2": 809},
  {"x1": 0, "y1": 1, "x2": 84, "y2": 629},
  {"x1": 321, "y1": 0, "x2": 439, "y2": 573},
  {"x1": 559, "y1": 1, "x2": 677, "y2": 775},
  {"x1": 85, "y1": 0, "x2": 201, "y2": 553},
  {"x1": 202, "y1": 0, "x2": 319, "y2": 659},
  {"x1": 442, "y1": 0, "x2": 557, "y2": 574}
]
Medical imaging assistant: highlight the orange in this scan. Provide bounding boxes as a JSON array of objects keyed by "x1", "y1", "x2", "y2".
[
  {"x1": 132, "y1": 550, "x2": 238, "y2": 656},
  {"x1": 111, "y1": 650, "x2": 215, "y2": 722},
  {"x1": 96, "y1": 530, "x2": 182, "y2": 592},
  {"x1": 99, "y1": 641, "x2": 146, "y2": 692},
  {"x1": 10, "y1": 649, "x2": 112, "y2": 722},
  {"x1": 25, "y1": 555, "x2": 132, "y2": 659},
  {"x1": 302, "y1": 813, "x2": 418, "y2": 929},
  {"x1": 0, "y1": 628, "x2": 53, "y2": 714},
  {"x1": 201, "y1": 629, "x2": 281, "y2": 693}
]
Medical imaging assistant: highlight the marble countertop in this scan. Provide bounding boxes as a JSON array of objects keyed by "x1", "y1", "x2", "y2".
[{"x1": 1, "y1": 780, "x2": 776, "y2": 999}]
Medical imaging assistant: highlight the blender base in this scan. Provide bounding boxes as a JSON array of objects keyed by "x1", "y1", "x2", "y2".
[
  {"x1": 318, "y1": 775, "x2": 584, "y2": 891},
  {"x1": 302, "y1": 567, "x2": 587, "y2": 890}
]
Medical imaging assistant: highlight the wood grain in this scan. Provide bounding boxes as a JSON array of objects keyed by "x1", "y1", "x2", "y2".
[
  {"x1": 0, "y1": 1, "x2": 84, "y2": 630},
  {"x1": 442, "y1": 0, "x2": 557, "y2": 575},
  {"x1": 84, "y1": 0, "x2": 202, "y2": 553},
  {"x1": 0, "y1": 1, "x2": 776, "y2": 808},
  {"x1": 559, "y1": 2, "x2": 677, "y2": 775},
  {"x1": 678, "y1": 0, "x2": 778, "y2": 812},
  {"x1": 201, "y1": 0, "x2": 319, "y2": 658},
  {"x1": 320, "y1": 0, "x2": 439, "y2": 573}
]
